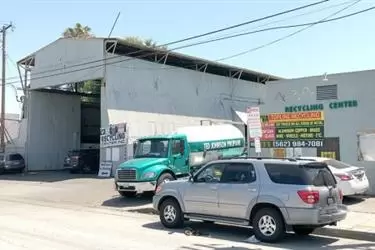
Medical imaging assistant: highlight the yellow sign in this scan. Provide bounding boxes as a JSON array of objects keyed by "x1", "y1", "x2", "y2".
[
  {"x1": 273, "y1": 148, "x2": 286, "y2": 158},
  {"x1": 320, "y1": 151, "x2": 336, "y2": 159},
  {"x1": 267, "y1": 111, "x2": 324, "y2": 123}
]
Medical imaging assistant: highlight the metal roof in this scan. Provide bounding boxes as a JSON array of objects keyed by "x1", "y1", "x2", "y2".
[
  {"x1": 106, "y1": 38, "x2": 283, "y2": 83},
  {"x1": 17, "y1": 37, "x2": 283, "y2": 83}
]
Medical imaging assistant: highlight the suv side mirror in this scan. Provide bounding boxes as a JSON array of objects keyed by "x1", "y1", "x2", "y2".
[{"x1": 188, "y1": 173, "x2": 194, "y2": 182}]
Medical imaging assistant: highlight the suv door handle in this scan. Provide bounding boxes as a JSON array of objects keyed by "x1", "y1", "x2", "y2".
[
  {"x1": 210, "y1": 186, "x2": 218, "y2": 191},
  {"x1": 248, "y1": 188, "x2": 257, "y2": 192}
]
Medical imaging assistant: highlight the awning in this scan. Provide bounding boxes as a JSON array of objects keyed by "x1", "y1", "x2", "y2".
[{"x1": 234, "y1": 110, "x2": 247, "y2": 124}]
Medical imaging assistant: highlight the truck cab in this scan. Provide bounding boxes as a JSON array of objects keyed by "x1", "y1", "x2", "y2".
[{"x1": 115, "y1": 134, "x2": 190, "y2": 198}]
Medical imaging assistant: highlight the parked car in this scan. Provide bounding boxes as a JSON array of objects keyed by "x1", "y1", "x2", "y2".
[
  {"x1": 0, "y1": 153, "x2": 25, "y2": 174},
  {"x1": 296, "y1": 157, "x2": 369, "y2": 196},
  {"x1": 153, "y1": 157, "x2": 347, "y2": 243},
  {"x1": 63, "y1": 149, "x2": 100, "y2": 174}
]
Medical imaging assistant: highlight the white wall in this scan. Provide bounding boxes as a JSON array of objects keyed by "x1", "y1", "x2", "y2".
[
  {"x1": 101, "y1": 54, "x2": 266, "y2": 161},
  {"x1": 30, "y1": 38, "x2": 105, "y2": 89},
  {"x1": 261, "y1": 69, "x2": 375, "y2": 194},
  {"x1": 26, "y1": 91, "x2": 81, "y2": 171}
]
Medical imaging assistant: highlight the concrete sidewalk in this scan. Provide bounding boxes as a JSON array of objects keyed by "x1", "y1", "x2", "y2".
[{"x1": 315, "y1": 211, "x2": 375, "y2": 241}]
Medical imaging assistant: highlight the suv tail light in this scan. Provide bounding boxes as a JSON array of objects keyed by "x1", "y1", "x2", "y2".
[
  {"x1": 298, "y1": 190, "x2": 319, "y2": 204},
  {"x1": 335, "y1": 173, "x2": 353, "y2": 181}
]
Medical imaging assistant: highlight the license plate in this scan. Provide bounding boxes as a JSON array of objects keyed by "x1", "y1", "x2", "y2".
[{"x1": 327, "y1": 197, "x2": 334, "y2": 205}]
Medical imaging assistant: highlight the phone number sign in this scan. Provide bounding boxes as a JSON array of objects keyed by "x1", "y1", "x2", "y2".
[{"x1": 250, "y1": 111, "x2": 325, "y2": 148}]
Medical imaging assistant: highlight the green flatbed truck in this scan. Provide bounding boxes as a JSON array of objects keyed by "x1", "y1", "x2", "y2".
[{"x1": 114, "y1": 124, "x2": 245, "y2": 197}]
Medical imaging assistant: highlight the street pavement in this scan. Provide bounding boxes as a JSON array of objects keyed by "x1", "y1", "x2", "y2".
[
  {"x1": 1, "y1": 197, "x2": 375, "y2": 250},
  {"x1": 1, "y1": 172, "x2": 375, "y2": 249}
]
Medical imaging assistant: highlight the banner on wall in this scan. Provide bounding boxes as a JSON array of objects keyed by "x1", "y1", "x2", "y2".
[
  {"x1": 100, "y1": 122, "x2": 128, "y2": 148},
  {"x1": 250, "y1": 111, "x2": 325, "y2": 148}
]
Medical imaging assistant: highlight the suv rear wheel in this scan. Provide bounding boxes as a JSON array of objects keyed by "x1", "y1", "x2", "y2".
[
  {"x1": 252, "y1": 208, "x2": 285, "y2": 243},
  {"x1": 159, "y1": 198, "x2": 184, "y2": 228}
]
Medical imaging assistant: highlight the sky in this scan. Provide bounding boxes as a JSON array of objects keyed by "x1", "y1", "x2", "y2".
[{"x1": 1, "y1": 0, "x2": 374, "y2": 115}]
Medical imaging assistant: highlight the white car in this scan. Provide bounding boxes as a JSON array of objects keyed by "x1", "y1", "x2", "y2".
[{"x1": 297, "y1": 157, "x2": 369, "y2": 196}]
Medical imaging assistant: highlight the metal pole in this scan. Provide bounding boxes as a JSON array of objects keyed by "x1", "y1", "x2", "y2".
[{"x1": 0, "y1": 24, "x2": 12, "y2": 153}]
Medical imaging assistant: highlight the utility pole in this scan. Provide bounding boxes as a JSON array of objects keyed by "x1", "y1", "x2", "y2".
[{"x1": 1, "y1": 23, "x2": 13, "y2": 153}]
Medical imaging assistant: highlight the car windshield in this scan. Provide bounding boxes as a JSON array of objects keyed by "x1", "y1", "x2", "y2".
[
  {"x1": 134, "y1": 139, "x2": 169, "y2": 158},
  {"x1": 323, "y1": 159, "x2": 352, "y2": 169}
]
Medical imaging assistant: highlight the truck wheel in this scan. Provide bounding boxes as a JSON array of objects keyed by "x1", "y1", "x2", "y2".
[
  {"x1": 293, "y1": 226, "x2": 315, "y2": 236},
  {"x1": 156, "y1": 173, "x2": 175, "y2": 189},
  {"x1": 252, "y1": 208, "x2": 285, "y2": 243},
  {"x1": 119, "y1": 191, "x2": 137, "y2": 198},
  {"x1": 159, "y1": 198, "x2": 184, "y2": 228}
]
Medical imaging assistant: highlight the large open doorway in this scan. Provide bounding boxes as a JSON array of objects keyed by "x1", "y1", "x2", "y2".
[{"x1": 26, "y1": 79, "x2": 101, "y2": 173}]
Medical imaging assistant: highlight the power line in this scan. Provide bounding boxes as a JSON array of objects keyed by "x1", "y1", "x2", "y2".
[
  {"x1": 161, "y1": 0, "x2": 330, "y2": 47},
  {"x1": 204, "y1": 0, "x2": 357, "y2": 42},
  {"x1": 3, "y1": 0, "x2": 330, "y2": 82},
  {"x1": 4, "y1": 5, "x2": 375, "y2": 86},
  {"x1": 171, "y1": 1, "x2": 372, "y2": 52},
  {"x1": 1, "y1": 23, "x2": 14, "y2": 153},
  {"x1": 216, "y1": 0, "x2": 368, "y2": 61}
]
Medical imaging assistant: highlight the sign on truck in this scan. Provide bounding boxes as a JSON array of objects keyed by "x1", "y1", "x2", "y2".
[{"x1": 114, "y1": 124, "x2": 245, "y2": 198}]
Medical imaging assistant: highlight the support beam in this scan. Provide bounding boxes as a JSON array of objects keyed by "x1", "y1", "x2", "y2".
[
  {"x1": 157, "y1": 53, "x2": 169, "y2": 65},
  {"x1": 105, "y1": 41, "x2": 118, "y2": 54},
  {"x1": 229, "y1": 70, "x2": 243, "y2": 79},
  {"x1": 197, "y1": 63, "x2": 208, "y2": 73}
]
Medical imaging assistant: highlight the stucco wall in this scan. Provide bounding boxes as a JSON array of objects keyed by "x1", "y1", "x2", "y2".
[
  {"x1": 27, "y1": 91, "x2": 81, "y2": 171},
  {"x1": 101, "y1": 53, "x2": 266, "y2": 165},
  {"x1": 261, "y1": 70, "x2": 375, "y2": 194}
]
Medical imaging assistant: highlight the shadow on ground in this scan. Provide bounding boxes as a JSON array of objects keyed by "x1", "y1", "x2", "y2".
[
  {"x1": 0, "y1": 170, "x2": 102, "y2": 183},
  {"x1": 343, "y1": 196, "x2": 366, "y2": 206},
  {"x1": 101, "y1": 194, "x2": 153, "y2": 212},
  {"x1": 143, "y1": 221, "x2": 375, "y2": 249}
]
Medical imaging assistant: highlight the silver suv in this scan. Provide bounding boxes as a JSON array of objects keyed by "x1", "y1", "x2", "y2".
[{"x1": 152, "y1": 157, "x2": 347, "y2": 243}]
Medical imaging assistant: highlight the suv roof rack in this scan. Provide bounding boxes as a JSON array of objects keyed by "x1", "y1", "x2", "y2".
[{"x1": 230, "y1": 156, "x2": 297, "y2": 162}]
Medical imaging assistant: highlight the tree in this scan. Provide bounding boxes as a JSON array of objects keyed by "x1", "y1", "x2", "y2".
[
  {"x1": 62, "y1": 23, "x2": 94, "y2": 39},
  {"x1": 121, "y1": 36, "x2": 167, "y2": 50}
]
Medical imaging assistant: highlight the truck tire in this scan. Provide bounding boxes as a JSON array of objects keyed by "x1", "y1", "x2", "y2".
[
  {"x1": 252, "y1": 207, "x2": 285, "y2": 243},
  {"x1": 156, "y1": 173, "x2": 175, "y2": 189},
  {"x1": 159, "y1": 198, "x2": 184, "y2": 228},
  {"x1": 119, "y1": 191, "x2": 137, "y2": 198}
]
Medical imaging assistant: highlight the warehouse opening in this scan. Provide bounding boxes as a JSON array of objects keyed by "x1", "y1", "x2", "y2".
[{"x1": 26, "y1": 79, "x2": 101, "y2": 173}]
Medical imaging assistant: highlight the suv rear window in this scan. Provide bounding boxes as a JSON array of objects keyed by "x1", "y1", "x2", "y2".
[{"x1": 265, "y1": 163, "x2": 336, "y2": 186}]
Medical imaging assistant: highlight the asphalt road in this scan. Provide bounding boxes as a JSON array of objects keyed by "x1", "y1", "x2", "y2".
[
  {"x1": 1, "y1": 197, "x2": 375, "y2": 250},
  {"x1": 1, "y1": 172, "x2": 375, "y2": 249}
]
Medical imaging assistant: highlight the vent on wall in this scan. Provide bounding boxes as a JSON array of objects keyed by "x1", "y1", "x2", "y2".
[{"x1": 316, "y1": 84, "x2": 337, "y2": 100}]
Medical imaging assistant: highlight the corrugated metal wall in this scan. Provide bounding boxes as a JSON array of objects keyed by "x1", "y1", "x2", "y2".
[{"x1": 26, "y1": 91, "x2": 81, "y2": 171}]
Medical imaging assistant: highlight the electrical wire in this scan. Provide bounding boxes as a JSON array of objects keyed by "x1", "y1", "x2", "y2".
[
  {"x1": 2, "y1": 0, "x2": 330, "y2": 82},
  {"x1": 200, "y1": 0, "x2": 356, "y2": 42},
  {"x1": 169, "y1": 1, "x2": 368, "y2": 51},
  {"x1": 4, "y1": 4, "x2": 375, "y2": 86},
  {"x1": 160, "y1": 0, "x2": 329, "y2": 47},
  {"x1": 216, "y1": 0, "x2": 367, "y2": 62}
]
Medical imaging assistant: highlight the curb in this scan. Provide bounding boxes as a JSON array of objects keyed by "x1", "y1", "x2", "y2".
[{"x1": 314, "y1": 227, "x2": 375, "y2": 242}]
